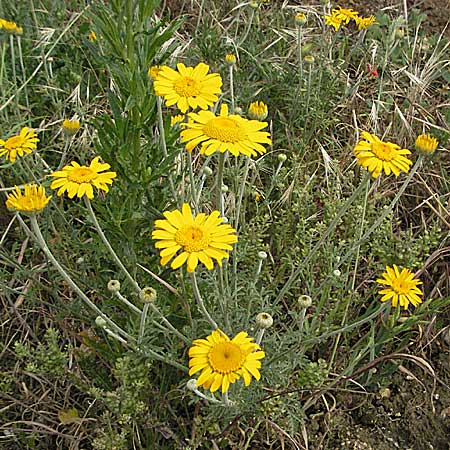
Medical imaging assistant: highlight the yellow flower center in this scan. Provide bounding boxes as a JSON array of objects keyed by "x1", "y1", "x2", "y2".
[
  {"x1": 175, "y1": 225, "x2": 211, "y2": 252},
  {"x1": 371, "y1": 142, "x2": 395, "y2": 161},
  {"x1": 203, "y1": 117, "x2": 245, "y2": 143},
  {"x1": 208, "y1": 342, "x2": 245, "y2": 374},
  {"x1": 5, "y1": 135, "x2": 24, "y2": 149},
  {"x1": 68, "y1": 167, "x2": 96, "y2": 183},
  {"x1": 174, "y1": 77, "x2": 201, "y2": 97},
  {"x1": 391, "y1": 279, "x2": 411, "y2": 294}
]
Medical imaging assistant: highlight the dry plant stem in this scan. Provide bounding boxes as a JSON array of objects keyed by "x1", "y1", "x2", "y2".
[
  {"x1": 85, "y1": 198, "x2": 141, "y2": 293},
  {"x1": 189, "y1": 272, "x2": 218, "y2": 330},
  {"x1": 274, "y1": 172, "x2": 371, "y2": 306},
  {"x1": 329, "y1": 175, "x2": 370, "y2": 368},
  {"x1": 25, "y1": 214, "x2": 134, "y2": 343},
  {"x1": 156, "y1": 96, "x2": 179, "y2": 205}
]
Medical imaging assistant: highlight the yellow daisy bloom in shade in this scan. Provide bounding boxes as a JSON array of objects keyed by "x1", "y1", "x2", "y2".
[
  {"x1": 181, "y1": 104, "x2": 272, "y2": 157},
  {"x1": 5, "y1": 184, "x2": 51, "y2": 214},
  {"x1": 50, "y1": 157, "x2": 117, "y2": 199},
  {"x1": 324, "y1": 12, "x2": 343, "y2": 31},
  {"x1": 355, "y1": 15, "x2": 377, "y2": 30},
  {"x1": 170, "y1": 114, "x2": 184, "y2": 126},
  {"x1": 188, "y1": 329, "x2": 265, "y2": 393},
  {"x1": 415, "y1": 134, "x2": 438, "y2": 155},
  {"x1": 332, "y1": 6, "x2": 359, "y2": 24},
  {"x1": 0, "y1": 127, "x2": 39, "y2": 163},
  {"x1": 152, "y1": 203, "x2": 237, "y2": 272},
  {"x1": 248, "y1": 101, "x2": 268, "y2": 121},
  {"x1": 153, "y1": 62, "x2": 222, "y2": 113},
  {"x1": 354, "y1": 131, "x2": 413, "y2": 178},
  {"x1": 377, "y1": 264, "x2": 423, "y2": 309}
]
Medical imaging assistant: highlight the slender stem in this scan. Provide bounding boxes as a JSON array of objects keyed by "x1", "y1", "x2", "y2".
[
  {"x1": 234, "y1": 156, "x2": 250, "y2": 230},
  {"x1": 298, "y1": 309, "x2": 307, "y2": 337},
  {"x1": 26, "y1": 215, "x2": 135, "y2": 343},
  {"x1": 138, "y1": 304, "x2": 150, "y2": 344},
  {"x1": 274, "y1": 172, "x2": 371, "y2": 306},
  {"x1": 16, "y1": 36, "x2": 30, "y2": 113},
  {"x1": 297, "y1": 26, "x2": 303, "y2": 82},
  {"x1": 187, "y1": 152, "x2": 198, "y2": 213},
  {"x1": 9, "y1": 35, "x2": 16, "y2": 84},
  {"x1": 85, "y1": 198, "x2": 141, "y2": 293},
  {"x1": 239, "y1": 8, "x2": 255, "y2": 45},
  {"x1": 0, "y1": 41, "x2": 6, "y2": 89},
  {"x1": 265, "y1": 159, "x2": 284, "y2": 200},
  {"x1": 229, "y1": 65, "x2": 235, "y2": 113},
  {"x1": 57, "y1": 138, "x2": 71, "y2": 170},
  {"x1": 189, "y1": 272, "x2": 218, "y2": 330},
  {"x1": 193, "y1": 388, "x2": 221, "y2": 404},
  {"x1": 114, "y1": 291, "x2": 142, "y2": 314},
  {"x1": 216, "y1": 153, "x2": 225, "y2": 214},
  {"x1": 222, "y1": 391, "x2": 232, "y2": 406},
  {"x1": 255, "y1": 329, "x2": 265, "y2": 346},
  {"x1": 149, "y1": 302, "x2": 191, "y2": 344}
]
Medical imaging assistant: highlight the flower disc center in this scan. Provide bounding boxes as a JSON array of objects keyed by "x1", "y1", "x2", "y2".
[
  {"x1": 208, "y1": 342, "x2": 245, "y2": 374},
  {"x1": 174, "y1": 77, "x2": 201, "y2": 97},
  {"x1": 203, "y1": 117, "x2": 244, "y2": 143},
  {"x1": 391, "y1": 279, "x2": 410, "y2": 294},
  {"x1": 175, "y1": 225, "x2": 210, "y2": 253},
  {"x1": 5, "y1": 136, "x2": 24, "y2": 149},
  {"x1": 68, "y1": 167, "x2": 96, "y2": 183},
  {"x1": 371, "y1": 142, "x2": 395, "y2": 161}
]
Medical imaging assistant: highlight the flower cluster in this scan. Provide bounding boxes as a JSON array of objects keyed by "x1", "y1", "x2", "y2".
[{"x1": 325, "y1": 6, "x2": 376, "y2": 31}]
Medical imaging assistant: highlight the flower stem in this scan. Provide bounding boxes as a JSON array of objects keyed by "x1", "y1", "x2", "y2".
[
  {"x1": 57, "y1": 138, "x2": 71, "y2": 170},
  {"x1": 229, "y1": 65, "x2": 235, "y2": 113},
  {"x1": 216, "y1": 152, "x2": 226, "y2": 215},
  {"x1": 187, "y1": 151, "x2": 198, "y2": 214},
  {"x1": 297, "y1": 26, "x2": 303, "y2": 82},
  {"x1": 189, "y1": 272, "x2": 218, "y2": 330},
  {"x1": 26, "y1": 214, "x2": 135, "y2": 343},
  {"x1": 138, "y1": 303, "x2": 150, "y2": 344},
  {"x1": 16, "y1": 36, "x2": 30, "y2": 114},
  {"x1": 114, "y1": 291, "x2": 142, "y2": 314},
  {"x1": 255, "y1": 329, "x2": 265, "y2": 346},
  {"x1": 85, "y1": 198, "x2": 141, "y2": 293}
]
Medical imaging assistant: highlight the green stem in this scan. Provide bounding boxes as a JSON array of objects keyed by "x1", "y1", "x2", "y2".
[
  {"x1": 16, "y1": 36, "x2": 30, "y2": 114},
  {"x1": 274, "y1": 172, "x2": 371, "y2": 306},
  {"x1": 189, "y1": 272, "x2": 218, "y2": 330},
  {"x1": 187, "y1": 151, "x2": 198, "y2": 213},
  {"x1": 26, "y1": 215, "x2": 135, "y2": 343},
  {"x1": 57, "y1": 138, "x2": 71, "y2": 170},
  {"x1": 216, "y1": 153, "x2": 225, "y2": 214},
  {"x1": 115, "y1": 291, "x2": 142, "y2": 314},
  {"x1": 138, "y1": 304, "x2": 150, "y2": 344},
  {"x1": 0, "y1": 41, "x2": 6, "y2": 93},
  {"x1": 149, "y1": 302, "x2": 191, "y2": 344},
  {"x1": 85, "y1": 198, "x2": 141, "y2": 293},
  {"x1": 297, "y1": 26, "x2": 303, "y2": 82},
  {"x1": 9, "y1": 35, "x2": 16, "y2": 85},
  {"x1": 229, "y1": 65, "x2": 235, "y2": 113}
]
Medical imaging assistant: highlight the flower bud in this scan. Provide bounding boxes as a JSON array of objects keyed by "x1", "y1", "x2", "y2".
[
  {"x1": 225, "y1": 54, "x2": 236, "y2": 65},
  {"x1": 62, "y1": 119, "x2": 80, "y2": 136},
  {"x1": 221, "y1": 184, "x2": 229, "y2": 193},
  {"x1": 277, "y1": 153, "x2": 287, "y2": 162},
  {"x1": 139, "y1": 286, "x2": 157, "y2": 303},
  {"x1": 170, "y1": 114, "x2": 184, "y2": 126},
  {"x1": 233, "y1": 106, "x2": 243, "y2": 116},
  {"x1": 256, "y1": 312, "x2": 274, "y2": 329},
  {"x1": 258, "y1": 251, "x2": 268, "y2": 259},
  {"x1": 395, "y1": 28, "x2": 405, "y2": 39},
  {"x1": 248, "y1": 101, "x2": 268, "y2": 121},
  {"x1": 298, "y1": 294, "x2": 312, "y2": 308},
  {"x1": 95, "y1": 316, "x2": 107, "y2": 328},
  {"x1": 202, "y1": 166, "x2": 213, "y2": 176},
  {"x1": 107, "y1": 279, "x2": 121, "y2": 293},
  {"x1": 333, "y1": 269, "x2": 341, "y2": 277},
  {"x1": 186, "y1": 379, "x2": 198, "y2": 391},
  {"x1": 249, "y1": 0, "x2": 259, "y2": 8},
  {"x1": 303, "y1": 55, "x2": 315, "y2": 65},
  {"x1": 295, "y1": 13, "x2": 307, "y2": 26},
  {"x1": 415, "y1": 134, "x2": 438, "y2": 155}
]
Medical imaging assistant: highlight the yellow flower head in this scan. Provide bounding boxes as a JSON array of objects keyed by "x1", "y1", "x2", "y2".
[
  {"x1": 152, "y1": 203, "x2": 237, "y2": 272},
  {"x1": 181, "y1": 104, "x2": 272, "y2": 157},
  {"x1": 324, "y1": 12, "x2": 343, "y2": 31},
  {"x1": 88, "y1": 30, "x2": 97, "y2": 42},
  {"x1": 153, "y1": 62, "x2": 222, "y2": 113},
  {"x1": 188, "y1": 329, "x2": 265, "y2": 393},
  {"x1": 415, "y1": 134, "x2": 438, "y2": 155},
  {"x1": 332, "y1": 6, "x2": 359, "y2": 24},
  {"x1": 1, "y1": 20, "x2": 22, "y2": 35},
  {"x1": 355, "y1": 15, "x2": 376, "y2": 30},
  {"x1": 377, "y1": 264, "x2": 423, "y2": 309},
  {"x1": 5, "y1": 184, "x2": 51, "y2": 214},
  {"x1": 50, "y1": 157, "x2": 117, "y2": 199},
  {"x1": 62, "y1": 118, "x2": 80, "y2": 136},
  {"x1": 295, "y1": 13, "x2": 307, "y2": 25},
  {"x1": 170, "y1": 114, "x2": 184, "y2": 127},
  {"x1": 225, "y1": 54, "x2": 237, "y2": 65},
  {"x1": 0, "y1": 127, "x2": 39, "y2": 163},
  {"x1": 248, "y1": 101, "x2": 268, "y2": 121},
  {"x1": 147, "y1": 65, "x2": 162, "y2": 80},
  {"x1": 354, "y1": 131, "x2": 413, "y2": 178}
]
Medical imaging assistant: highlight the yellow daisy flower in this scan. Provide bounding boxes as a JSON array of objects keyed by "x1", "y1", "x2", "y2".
[
  {"x1": 170, "y1": 114, "x2": 184, "y2": 126},
  {"x1": 153, "y1": 62, "x2": 222, "y2": 113},
  {"x1": 377, "y1": 264, "x2": 423, "y2": 309},
  {"x1": 188, "y1": 329, "x2": 265, "y2": 393},
  {"x1": 332, "y1": 6, "x2": 359, "y2": 24},
  {"x1": 5, "y1": 184, "x2": 51, "y2": 214},
  {"x1": 355, "y1": 15, "x2": 377, "y2": 30},
  {"x1": 0, "y1": 127, "x2": 39, "y2": 163},
  {"x1": 354, "y1": 131, "x2": 413, "y2": 178},
  {"x1": 62, "y1": 118, "x2": 80, "y2": 136},
  {"x1": 248, "y1": 101, "x2": 268, "y2": 121},
  {"x1": 1, "y1": 20, "x2": 22, "y2": 35},
  {"x1": 88, "y1": 30, "x2": 97, "y2": 42},
  {"x1": 415, "y1": 134, "x2": 438, "y2": 155},
  {"x1": 50, "y1": 157, "x2": 117, "y2": 199},
  {"x1": 181, "y1": 104, "x2": 272, "y2": 157},
  {"x1": 152, "y1": 203, "x2": 237, "y2": 273},
  {"x1": 324, "y1": 12, "x2": 343, "y2": 31}
]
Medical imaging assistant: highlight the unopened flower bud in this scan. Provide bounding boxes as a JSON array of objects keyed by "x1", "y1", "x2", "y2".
[
  {"x1": 395, "y1": 28, "x2": 405, "y2": 39},
  {"x1": 333, "y1": 269, "x2": 341, "y2": 277},
  {"x1": 248, "y1": 101, "x2": 268, "y2": 121},
  {"x1": 95, "y1": 316, "x2": 107, "y2": 328},
  {"x1": 415, "y1": 134, "x2": 438, "y2": 155},
  {"x1": 298, "y1": 294, "x2": 312, "y2": 308},
  {"x1": 186, "y1": 379, "x2": 198, "y2": 391},
  {"x1": 249, "y1": 0, "x2": 259, "y2": 8},
  {"x1": 277, "y1": 153, "x2": 287, "y2": 162},
  {"x1": 295, "y1": 13, "x2": 307, "y2": 26},
  {"x1": 62, "y1": 119, "x2": 80, "y2": 136},
  {"x1": 225, "y1": 54, "x2": 236, "y2": 65},
  {"x1": 221, "y1": 184, "x2": 229, "y2": 193},
  {"x1": 258, "y1": 251, "x2": 268, "y2": 259},
  {"x1": 107, "y1": 279, "x2": 121, "y2": 293},
  {"x1": 303, "y1": 55, "x2": 315, "y2": 65},
  {"x1": 256, "y1": 312, "x2": 274, "y2": 329},
  {"x1": 76, "y1": 257, "x2": 85, "y2": 265},
  {"x1": 202, "y1": 166, "x2": 213, "y2": 176},
  {"x1": 147, "y1": 65, "x2": 161, "y2": 80},
  {"x1": 233, "y1": 106, "x2": 243, "y2": 116},
  {"x1": 139, "y1": 287, "x2": 157, "y2": 303}
]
